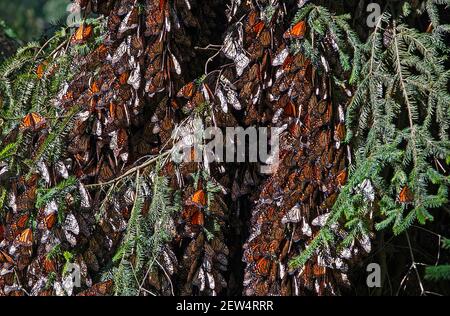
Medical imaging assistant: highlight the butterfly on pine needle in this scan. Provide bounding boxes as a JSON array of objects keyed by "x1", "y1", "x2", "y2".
[
  {"x1": 44, "y1": 213, "x2": 57, "y2": 230},
  {"x1": 190, "y1": 189, "x2": 207, "y2": 208},
  {"x1": 71, "y1": 24, "x2": 93, "y2": 44},
  {"x1": 182, "y1": 205, "x2": 205, "y2": 226},
  {"x1": 336, "y1": 169, "x2": 347, "y2": 187},
  {"x1": 17, "y1": 214, "x2": 29, "y2": 229},
  {"x1": 253, "y1": 21, "x2": 265, "y2": 36},
  {"x1": 398, "y1": 186, "x2": 414, "y2": 204},
  {"x1": 256, "y1": 257, "x2": 271, "y2": 276},
  {"x1": 89, "y1": 81, "x2": 100, "y2": 95},
  {"x1": 17, "y1": 228, "x2": 33, "y2": 247},
  {"x1": 43, "y1": 257, "x2": 56, "y2": 273},
  {"x1": 36, "y1": 62, "x2": 47, "y2": 79},
  {"x1": 177, "y1": 82, "x2": 196, "y2": 99},
  {"x1": 284, "y1": 21, "x2": 307, "y2": 39},
  {"x1": 20, "y1": 112, "x2": 46, "y2": 131}
]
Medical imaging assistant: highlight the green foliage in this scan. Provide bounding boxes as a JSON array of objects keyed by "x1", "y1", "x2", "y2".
[
  {"x1": 113, "y1": 166, "x2": 181, "y2": 296},
  {"x1": 425, "y1": 238, "x2": 450, "y2": 281},
  {"x1": 425, "y1": 264, "x2": 450, "y2": 281},
  {"x1": 290, "y1": 4, "x2": 450, "y2": 269}
]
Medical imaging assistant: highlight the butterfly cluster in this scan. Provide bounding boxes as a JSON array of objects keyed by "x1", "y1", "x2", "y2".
[{"x1": 0, "y1": 0, "x2": 366, "y2": 296}]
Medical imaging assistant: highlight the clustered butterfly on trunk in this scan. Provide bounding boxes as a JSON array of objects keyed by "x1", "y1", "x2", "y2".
[{"x1": 0, "y1": 0, "x2": 369, "y2": 296}]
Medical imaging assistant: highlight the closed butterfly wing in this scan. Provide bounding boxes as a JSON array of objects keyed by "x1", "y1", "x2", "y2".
[
  {"x1": 398, "y1": 186, "x2": 414, "y2": 203},
  {"x1": 177, "y1": 82, "x2": 196, "y2": 99},
  {"x1": 18, "y1": 228, "x2": 33, "y2": 247},
  {"x1": 256, "y1": 258, "x2": 271, "y2": 276},
  {"x1": 191, "y1": 189, "x2": 207, "y2": 208},
  {"x1": 284, "y1": 21, "x2": 307, "y2": 39}
]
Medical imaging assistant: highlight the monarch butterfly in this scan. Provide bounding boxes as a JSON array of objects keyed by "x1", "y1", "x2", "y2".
[
  {"x1": 299, "y1": 164, "x2": 313, "y2": 182},
  {"x1": 18, "y1": 228, "x2": 33, "y2": 247},
  {"x1": 336, "y1": 169, "x2": 347, "y2": 187},
  {"x1": 191, "y1": 189, "x2": 207, "y2": 207},
  {"x1": 43, "y1": 257, "x2": 56, "y2": 273},
  {"x1": 177, "y1": 82, "x2": 196, "y2": 99},
  {"x1": 284, "y1": 101, "x2": 298, "y2": 117},
  {"x1": 145, "y1": 9, "x2": 164, "y2": 36},
  {"x1": 0, "y1": 250, "x2": 14, "y2": 264},
  {"x1": 247, "y1": 10, "x2": 259, "y2": 29},
  {"x1": 254, "y1": 281, "x2": 269, "y2": 296},
  {"x1": 211, "y1": 238, "x2": 229, "y2": 256},
  {"x1": 62, "y1": 90, "x2": 74, "y2": 102},
  {"x1": 283, "y1": 20, "x2": 307, "y2": 39},
  {"x1": 72, "y1": 24, "x2": 93, "y2": 43},
  {"x1": 253, "y1": 21, "x2": 265, "y2": 36},
  {"x1": 282, "y1": 54, "x2": 295, "y2": 72},
  {"x1": 399, "y1": 186, "x2": 414, "y2": 203},
  {"x1": 44, "y1": 213, "x2": 57, "y2": 230},
  {"x1": 334, "y1": 122, "x2": 346, "y2": 142},
  {"x1": 268, "y1": 240, "x2": 279, "y2": 255},
  {"x1": 117, "y1": 128, "x2": 128, "y2": 148},
  {"x1": 99, "y1": 158, "x2": 115, "y2": 181},
  {"x1": 17, "y1": 214, "x2": 29, "y2": 229},
  {"x1": 20, "y1": 112, "x2": 46, "y2": 130},
  {"x1": 119, "y1": 72, "x2": 129, "y2": 85},
  {"x1": 93, "y1": 44, "x2": 108, "y2": 59},
  {"x1": 191, "y1": 210, "x2": 205, "y2": 226},
  {"x1": 89, "y1": 82, "x2": 100, "y2": 95},
  {"x1": 313, "y1": 263, "x2": 327, "y2": 277},
  {"x1": 256, "y1": 258, "x2": 271, "y2": 276},
  {"x1": 260, "y1": 29, "x2": 271, "y2": 47},
  {"x1": 36, "y1": 63, "x2": 46, "y2": 79}
]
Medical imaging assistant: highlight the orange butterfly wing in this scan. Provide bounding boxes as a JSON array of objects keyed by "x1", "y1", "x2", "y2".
[
  {"x1": 109, "y1": 102, "x2": 116, "y2": 119},
  {"x1": 73, "y1": 24, "x2": 93, "y2": 42},
  {"x1": 0, "y1": 250, "x2": 14, "y2": 264},
  {"x1": 191, "y1": 210, "x2": 205, "y2": 226},
  {"x1": 17, "y1": 214, "x2": 29, "y2": 229},
  {"x1": 284, "y1": 101, "x2": 298, "y2": 117},
  {"x1": 253, "y1": 21, "x2": 265, "y2": 36},
  {"x1": 191, "y1": 189, "x2": 207, "y2": 207},
  {"x1": 119, "y1": 72, "x2": 129, "y2": 85},
  {"x1": 399, "y1": 186, "x2": 413, "y2": 203},
  {"x1": 284, "y1": 21, "x2": 307, "y2": 39},
  {"x1": 82, "y1": 25, "x2": 93, "y2": 39},
  {"x1": 335, "y1": 123, "x2": 346, "y2": 141},
  {"x1": 336, "y1": 169, "x2": 348, "y2": 187},
  {"x1": 256, "y1": 258, "x2": 270, "y2": 276},
  {"x1": 31, "y1": 112, "x2": 45, "y2": 128},
  {"x1": 18, "y1": 228, "x2": 33, "y2": 246},
  {"x1": 36, "y1": 63, "x2": 45, "y2": 79},
  {"x1": 177, "y1": 82, "x2": 195, "y2": 99},
  {"x1": 44, "y1": 257, "x2": 56, "y2": 273},
  {"x1": 20, "y1": 112, "x2": 45, "y2": 130},
  {"x1": 313, "y1": 263, "x2": 327, "y2": 277},
  {"x1": 89, "y1": 82, "x2": 100, "y2": 94},
  {"x1": 45, "y1": 213, "x2": 57, "y2": 229},
  {"x1": 159, "y1": 0, "x2": 167, "y2": 11},
  {"x1": 20, "y1": 114, "x2": 33, "y2": 129},
  {"x1": 117, "y1": 128, "x2": 128, "y2": 148}
]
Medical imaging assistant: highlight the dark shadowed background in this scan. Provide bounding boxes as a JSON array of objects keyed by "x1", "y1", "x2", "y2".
[{"x1": 0, "y1": 0, "x2": 70, "y2": 42}]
